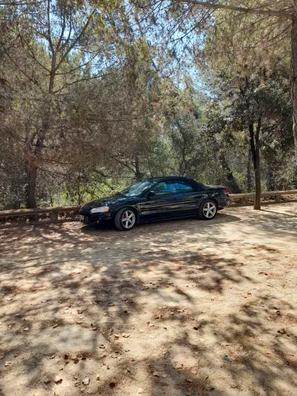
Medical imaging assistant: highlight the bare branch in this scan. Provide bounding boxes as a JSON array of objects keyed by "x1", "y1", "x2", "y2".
[
  {"x1": 178, "y1": 0, "x2": 292, "y2": 18},
  {"x1": 46, "y1": 0, "x2": 54, "y2": 54},
  {"x1": 17, "y1": 29, "x2": 51, "y2": 73},
  {"x1": 0, "y1": 1, "x2": 39, "y2": 5},
  {"x1": 55, "y1": 10, "x2": 66, "y2": 52},
  {"x1": 52, "y1": 74, "x2": 104, "y2": 94},
  {"x1": 55, "y1": 52, "x2": 101, "y2": 76},
  {"x1": 54, "y1": 10, "x2": 95, "y2": 72},
  {"x1": 3, "y1": 49, "x2": 45, "y2": 92}
]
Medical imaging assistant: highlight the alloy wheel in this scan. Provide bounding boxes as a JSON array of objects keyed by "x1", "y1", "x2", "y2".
[
  {"x1": 121, "y1": 209, "x2": 136, "y2": 229},
  {"x1": 202, "y1": 201, "x2": 217, "y2": 219}
]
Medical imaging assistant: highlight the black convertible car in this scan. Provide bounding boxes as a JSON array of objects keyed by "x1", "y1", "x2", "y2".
[{"x1": 79, "y1": 176, "x2": 230, "y2": 231}]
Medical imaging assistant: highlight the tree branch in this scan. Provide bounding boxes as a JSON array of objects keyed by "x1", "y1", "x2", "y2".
[
  {"x1": 178, "y1": 0, "x2": 292, "y2": 18},
  {"x1": 46, "y1": 0, "x2": 54, "y2": 54},
  {"x1": 54, "y1": 10, "x2": 95, "y2": 72}
]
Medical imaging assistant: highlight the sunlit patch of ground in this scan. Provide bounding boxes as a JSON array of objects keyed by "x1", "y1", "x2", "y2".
[{"x1": 0, "y1": 203, "x2": 296, "y2": 395}]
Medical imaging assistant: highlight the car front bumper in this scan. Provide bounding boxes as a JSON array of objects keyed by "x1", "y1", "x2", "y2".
[{"x1": 79, "y1": 213, "x2": 112, "y2": 225}]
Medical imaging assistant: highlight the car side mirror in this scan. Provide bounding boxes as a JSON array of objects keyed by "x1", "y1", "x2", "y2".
[{"x1": 147, "y1": 190, "x2": 156, "y2": 199}]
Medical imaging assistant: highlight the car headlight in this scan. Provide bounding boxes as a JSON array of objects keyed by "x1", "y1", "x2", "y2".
[{"x1": 90, "y1": 206, "x2": 110, "y2": 214}]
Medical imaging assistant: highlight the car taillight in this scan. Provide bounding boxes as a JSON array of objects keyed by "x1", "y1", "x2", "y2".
[{"x1": 223, "y1": 187, "x2": 230, "y2": 196}]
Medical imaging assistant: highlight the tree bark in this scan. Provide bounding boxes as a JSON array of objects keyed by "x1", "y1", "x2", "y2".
[
  {"x1": 246, "y1": 147, "x2": 252, "y2": 192},
  {"x1": 25, "y1": 162, "x2": 37, "y2": 208},
  {"x1": 291, "y1": 14, "x2": 297, "y2": 174},
  {"x1": 249, "y1": 120, "x2": 261, "y2": 210},
  {"x1": 25, "y1": 109, "x2": 51, "y2": 208},
  {"x1": 218, "y1": 150, "x2": 241, "y2": 193},
  {"x1": 25, "y1": 54, "x2": 56, "y2": 208},
  {"x1": 134, "y1": 155, "x2": 143, "y2": 181}
]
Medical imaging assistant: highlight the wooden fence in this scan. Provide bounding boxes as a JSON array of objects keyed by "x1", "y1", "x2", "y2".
[
  {"x1": 0, "y1": 206, "x2": 80, "y2": 226},
  {"x1": 0, "y1": 190, "x2": 296, "y2": 226},
  {"x1": 229, "y1": 189, "x2": 297, "y2": 205}
]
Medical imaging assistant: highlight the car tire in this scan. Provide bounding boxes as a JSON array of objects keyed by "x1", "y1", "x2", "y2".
[
  {"x1": 198, "y1": 199, "x2": 217, "y2": 220},
  {"x1": 114, "y1": 208, "x2": 137, "y2": 231}
]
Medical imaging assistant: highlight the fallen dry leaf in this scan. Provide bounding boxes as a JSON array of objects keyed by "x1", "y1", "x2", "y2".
[{"x1": 82, "y1": 377, "x2": 90, "y2": 385}]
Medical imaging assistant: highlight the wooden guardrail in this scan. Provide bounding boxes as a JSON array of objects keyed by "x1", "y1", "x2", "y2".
[
  {"x1": 229, "y1": 189, "x2": 297, "y2": 206},
  {"x1": 0, "y1": 190, "x2": 296, "y2": 225},
  {"x1": 229, "y1": 189, "x2": 297, "y2": 200},
  {"x1": 0, "y1": 206, "x2": 80, "y2": 225}
]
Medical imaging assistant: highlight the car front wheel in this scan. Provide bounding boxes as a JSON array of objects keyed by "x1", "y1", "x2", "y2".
[
  {"x1": 199, "y1": 200, "x2": 217, "y2": 220},
  {"x1": 114, "y1": 208, "x2": 137, "y2": 231}
]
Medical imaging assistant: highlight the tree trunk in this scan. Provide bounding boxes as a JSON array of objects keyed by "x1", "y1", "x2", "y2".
[
  {"x1": 254, "y1": 157, "x2": 261, "y2": 210},
  {"x1": 246, "y1": 147, "x2": 252, "y2": 192},
  {"x1": 134, "y1": 155, "x2": 142, "y2": 180},
  {"x1": 291, "y1": 14, "x2": 297, "y2": 165},
  {"x1": 249, "y1": 120, "x2": 261, "y2": 210},
  {"x1": 24, "y1": 62, "x2": 55, "y2": 208},
  {"x1": 266, "y1": 165, "x2": 275, "y2": 191},
  {"x1": 218, "y1": 151, "x2": 241, "y2": 193},
  {"x1": 291, "y1": 14, "x2": 297, "y2": 185},
  {"x1": 25, "y1": 113, "x2": 50, "y2": 208},
  {"x1": 25, "y1": 161, "x2": 37, "y2": 208}
]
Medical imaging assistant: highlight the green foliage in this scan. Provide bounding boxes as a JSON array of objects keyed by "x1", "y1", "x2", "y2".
[{"x1": 0, "y1": 0, "x2": 295, "y2": 209}]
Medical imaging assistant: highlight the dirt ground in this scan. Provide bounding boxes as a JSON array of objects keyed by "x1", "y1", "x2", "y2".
[{"x1": 0, "y1": 203, "x2": 296, "y2": 396}]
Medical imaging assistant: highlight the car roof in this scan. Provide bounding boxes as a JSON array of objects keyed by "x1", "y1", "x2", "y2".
[{"x1": 144, "y1": 176, "x2": 197, "y2": 184}]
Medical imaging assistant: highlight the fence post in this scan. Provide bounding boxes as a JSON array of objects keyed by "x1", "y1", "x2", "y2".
[{"x1": 50, "y1": 209, "x2": 58, "y2": 223}]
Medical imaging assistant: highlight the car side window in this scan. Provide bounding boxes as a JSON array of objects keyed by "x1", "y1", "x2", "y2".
[
  {"x1": 154, "y1": 181, "x2": 194, "y2": 194},
  {"x1": 154, "y1": 182, "x2": 168, "y2": 193},
  {"x1": 171, "y1": 182, "x2": 194, "y2": 192}
]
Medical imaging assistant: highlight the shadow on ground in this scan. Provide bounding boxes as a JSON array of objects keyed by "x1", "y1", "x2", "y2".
[{"x1": 0, "y1": 205, "x2": 296, "y2": 395}]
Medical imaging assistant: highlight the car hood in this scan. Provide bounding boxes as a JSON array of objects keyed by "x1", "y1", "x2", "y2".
[{"x1": 79, "y1": 193, "x2": 136, "y2": 214}]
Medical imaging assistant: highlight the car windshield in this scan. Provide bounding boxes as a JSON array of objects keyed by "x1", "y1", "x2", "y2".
[{"x1": 121, "y1": 180, "x2": 153, "y2": 197}]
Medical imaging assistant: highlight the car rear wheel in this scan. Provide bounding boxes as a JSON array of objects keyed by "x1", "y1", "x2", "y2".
[
  {"x1": 199, "y1": 200, "x2": 217, "y2": 220},
  {"x1": 114, "y1": 208, "x2": 136, "y2": 231}
]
